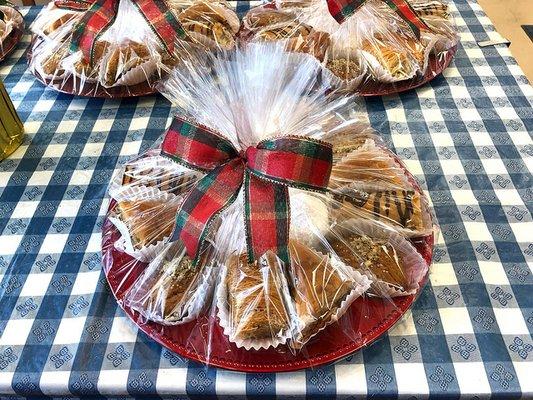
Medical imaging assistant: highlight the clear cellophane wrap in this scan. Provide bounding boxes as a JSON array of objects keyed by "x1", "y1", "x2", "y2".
[
  {"x1": 28, "y1": 0, "x2": 240, "y2": 95},
  {"x1": 242, "y1": 0, "x2": 459, "y2": 92},
  {"x1": 0, "y1": 4, "x2": 23, "y2": 56},
  {"x1": 103, "y1": 42, "x2": 437, "y2": 360}
]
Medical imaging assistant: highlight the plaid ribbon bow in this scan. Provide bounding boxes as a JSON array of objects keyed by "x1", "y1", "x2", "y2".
[
  {"x1": 54, "y1": 0, "x2": 186, "y2": 64},
  {"x1": 326, "y1": 0, "x2": 430, "y2": 38},
  {"x1": 161, "y1": 116, "x2": 333, "y2": 265}
]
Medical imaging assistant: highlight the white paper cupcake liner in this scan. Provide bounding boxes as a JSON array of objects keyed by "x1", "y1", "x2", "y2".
[
  {"x1": 108, "y1": 185, "x2": 182, "y2": 262},
  {"x1": 289, "y1": 190, "x2": 331, "y2": 247},
  {"x1": 216, "y1": 259, "x2": 297, "y2": 350},
  {"x1": 291, "y1": 255, "x2": 372, "y2": 349},
  {"x1": 332, "y1": 218, "x2": 429, "y2": 297}
]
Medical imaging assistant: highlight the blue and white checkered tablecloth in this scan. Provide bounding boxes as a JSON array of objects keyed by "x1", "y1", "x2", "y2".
[{"x1": 0, "y1": 1, "x2": 532, "y2": 398}]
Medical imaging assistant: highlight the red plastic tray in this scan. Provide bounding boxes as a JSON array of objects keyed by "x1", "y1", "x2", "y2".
[
  {"x1": 27, "y1": 37, "x2": 158, "y2": 98},
  {"x1": 0, "y1": 12, "x2": 24, "y2": 63},
  {"x1": 101, "y1": 155, "x2": 434, "y2": 372}
]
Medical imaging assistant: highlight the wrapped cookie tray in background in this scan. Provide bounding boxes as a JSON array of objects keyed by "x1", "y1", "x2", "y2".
[
  {"x1": 0, "y1": 2, "x2": 24, "y2": 62},
  {"x1": 27, "y1": 0, "x2": 239, "y2": 97},
  {"x1": 242, "y1": 0, "x2": 459, "y2": 95},
  {"x1": 101, "y1": 40, "x2": 438, "y2": 372}
]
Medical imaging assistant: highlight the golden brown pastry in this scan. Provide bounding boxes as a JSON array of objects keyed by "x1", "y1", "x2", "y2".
[
  {"x1": 277, "y1": 0, "x2": 313, "y2": 9},
  {"x1": 411, "y1": 0, "x2": 449, "y2": 19},
  {"x1": 255, "y1": 19, "x2": 312, "y2": 40},
  {"x1": 226, "y1": 252, "x2": 291, "y2": 342},
  {"x1": 289, "y1": 241, "x2": 355, "y2": 348},
  {"x1": 73, "y1": 40, "x2": 111, "y2": 78},
  {"x1": 135, "y1": 247, "x2": 213, "y2": 323},
  {"x1": 331, "y1": 188, "x2": 427, "y2": 232},
  {"x1": 320, "y1": 128, "x2": 376, "y2": 160},
  {"x1": 243, "y1": 8, "x2": 296, "y2": 31},
  {"x1": 116, "y1": 199, "x2": 180, "y2": 249},
  {"x1": 41, "y1": 45, "x2": 70, "y2": 75},
  {"x1": 326, "y1": 57, "x2": 361, "y2": 81},
  {"x1": 285, "y1": 30, "x2": 330, "y2": 61},
  {"x1": 329, "y1": 233, "x2": 409, "y2": 289},
  {"x1": 43, "y1": 13, "x2": 76, "y2": 35},
  {"x1": 361, "y1": 37, "x2": 413, "y2": 79},
  {"x1": 329, "y1": 147, "x2": 409, "y2": 189},
  {"x1": 122, "y1": 160, "x2": 197, "y2": 194},
  {"x1": 179, "y1": 1, "x2": 240, "y2": 50},
  {"x1": 396, "y1": 35, "x2": 425, "y2": 67},
  {"x1": 103, "y1": 42, "x2": 151, "y2": 86}
]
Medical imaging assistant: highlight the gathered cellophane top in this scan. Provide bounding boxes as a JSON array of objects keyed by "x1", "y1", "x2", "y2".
[
  {"x1": 28, "y1": 0, "x2": 240, "y2": 95},
  {"x1": 102, "y1": 42, "x2": 437, "y2": 359},
  {"x1": 242, "y1": 0, "x2": 459, "y2": 92}
]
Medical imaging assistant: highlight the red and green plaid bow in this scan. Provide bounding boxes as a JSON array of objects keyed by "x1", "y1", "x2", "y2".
[
  {"x1": 55, "y1": 0, "x2": 186, "y2": 64},
  {"x1": 326, "y1": 0, "x2": 430, "y2": 38},
  {"x1": 161, "y1": 116, "x2": 333, "y2": 265}
]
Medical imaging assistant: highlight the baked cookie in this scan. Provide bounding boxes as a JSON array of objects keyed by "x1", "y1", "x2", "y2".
[
  {"x1": 102, "y1": 41, "x2": 152, "y2": 87},
  {"x1": 329, "y1": 143, "x2": 409, "y2": 189},
  {"x1": 129, "y1": 246, "x2": 214, "y2": 324},
  {"x1": 116, "y1": 198, "x2": 180, "y2": 249},
  {"x1": 225, "y1": 252, "x2": 291, "y2": 342},
  {"x1": 289, "y1": 241, "x2": 357, "y2": 348},
  {"x1": 179, "y1": 1, "x2": 240, "y2": 50},
  {"x1": 329, "y1": 232, "x2": 410, "y2": 290},
  {"x1": 361, "y1": 36, "x2": 414, "y2": 80},
  {"x1": 331, "y1": 187, "x2": 428, "y2": 233}
]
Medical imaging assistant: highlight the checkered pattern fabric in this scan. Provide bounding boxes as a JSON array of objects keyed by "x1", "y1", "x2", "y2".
[{"x1": 0, "y1": 1, "x2": 532, "y2": 398}]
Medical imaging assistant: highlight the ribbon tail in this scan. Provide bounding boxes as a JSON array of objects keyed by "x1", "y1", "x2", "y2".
[
  {"x1": 244, "y1": 170, "x2": 290, "y2": 265},
  {"x1": 171, "y1": 158, "x2": 244, "y2": 265},
  {"x1": 132, "y1": 0, "x2": 186, "y2": 55},
  {"x1": 384, "y1": 0, "x2": 430, "y2": 38},
  {"x1": 70, "y1": 0, "x2": 119, "y2": 63}
]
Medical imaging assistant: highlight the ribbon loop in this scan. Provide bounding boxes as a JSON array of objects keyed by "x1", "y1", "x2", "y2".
[
  {"x1": 160, "y1": 116, "x2": 333, "y2": 265},
  {"x1": 162, "y1": 117, "x2": 239, "y2": 172},
  {"x1": 247, "y1": 137, "x2": 333, "y2": 191},
  {"x1": 326, "y1": 0, "x2": 430, "y2": 38}
]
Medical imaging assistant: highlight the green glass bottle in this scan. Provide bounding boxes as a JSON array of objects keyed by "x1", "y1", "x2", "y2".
[{"x1": 0, "y1": 78, "x2": 23, "y2": 161}]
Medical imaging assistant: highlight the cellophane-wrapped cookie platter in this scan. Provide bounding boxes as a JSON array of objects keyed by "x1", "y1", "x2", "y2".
[
  {"x1": 27, "y1": 0, "x2": 240, "y2": 97},
  {"x1": 0, "y1": 2, "x2": 24, "y2": 62},
  {"x1": 101, "y1": 42, "x2": 437, "y2": 371},
  {"x1": 242, "y1": 0, "x2": 459, "y2": 95}
]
